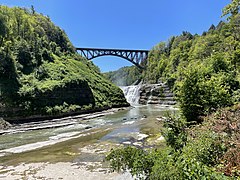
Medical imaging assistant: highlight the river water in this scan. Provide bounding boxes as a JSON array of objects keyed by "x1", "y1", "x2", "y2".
[
  {"x1": 0, "y1": 105, "x2": 176, "y2": 165},
  {"x1": 0, "y1": 85, "x2": 177, "y2": 179}
]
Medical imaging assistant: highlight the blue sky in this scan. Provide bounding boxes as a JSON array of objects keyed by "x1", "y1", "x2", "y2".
[{"x1": 0, "y1": 0, "x2": 230, "y2": 72}]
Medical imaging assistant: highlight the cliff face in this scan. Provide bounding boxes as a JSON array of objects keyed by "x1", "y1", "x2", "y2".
[
  {"x1": 0, "y1": 6, "x2": 128, "y2": 120},
  {"x1": 139, "y1": 83, "x2": 176, "y2": 105}
]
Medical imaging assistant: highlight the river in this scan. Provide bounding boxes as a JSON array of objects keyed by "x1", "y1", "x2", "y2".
[{"x1": 0, "y1": 86, "x2": 177, "y2": 179}]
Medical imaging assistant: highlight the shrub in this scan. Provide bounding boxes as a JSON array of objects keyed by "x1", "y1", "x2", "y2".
[
  {"x1": 162, "y1": 113, "x2": 187, "y2": 151},
  {"x1": 177, "y1": 65, "x2": 234, "y2": 122}
]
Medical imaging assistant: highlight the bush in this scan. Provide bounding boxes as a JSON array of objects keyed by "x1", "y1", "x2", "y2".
[
  {"x1": 106, "y1": 146, "x2": 153, "y2": 179},
  {"x1": 177, "y1": 65, "x2": 234, "y2": 122},
  {"x1": 106, "y1": 114, "x2": 229, "y2": 180},
  {"x1": 162, "y1": 113, "x2": 187, "y2": 151}
]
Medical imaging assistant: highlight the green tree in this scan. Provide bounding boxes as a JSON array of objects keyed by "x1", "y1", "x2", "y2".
[
  {"x1": 222, "y1": 0, "x2": 240, "y2": 17},
  {"x1": 0, "y1": 14, "x2": 7, "y2": 46}
]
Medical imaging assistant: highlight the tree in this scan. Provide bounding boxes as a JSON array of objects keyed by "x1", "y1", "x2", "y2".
[
  {"x1": 30, "y1": 5, "x2": 35, "y2": 15},
  {"x1": 222, "y1": 0, "x2": 240, "y2": 17},
  {"x1": 0, "y1": 14, "x2": 7, "y2": 46}
]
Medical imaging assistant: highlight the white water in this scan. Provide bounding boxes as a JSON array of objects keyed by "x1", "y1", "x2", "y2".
[
  {"x1": 0, "y1": 105, "x2": 174, "y2": 158},
  {"x1": 120, "y1": 84, "x2": 142, "y2": 105}
]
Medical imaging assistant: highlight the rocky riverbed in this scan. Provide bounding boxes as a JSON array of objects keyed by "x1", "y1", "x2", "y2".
[
  {"x1": 0, "y1": 105, "x2": 177, "y2": 180},
  {"x1": 0, "y1": 162, "x2": 133, "y2": 180}
]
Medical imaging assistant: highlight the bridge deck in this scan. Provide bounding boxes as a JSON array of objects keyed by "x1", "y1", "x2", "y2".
[
  {"x1": 76, "y1": 47, "x2": 149, "y2": 53},
  {"x1": 76, "y1": 47, "x2": 149, "y2": 69}
]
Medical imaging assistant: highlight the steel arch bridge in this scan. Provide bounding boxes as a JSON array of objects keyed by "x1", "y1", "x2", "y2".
[{"x1": 76, "y1": 47, "x2": 149, "y2": 69}]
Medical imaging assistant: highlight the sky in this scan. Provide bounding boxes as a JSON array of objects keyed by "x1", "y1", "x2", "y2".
[{"x1": 0, "y1": 0, "x2": 230, "y2": 72}]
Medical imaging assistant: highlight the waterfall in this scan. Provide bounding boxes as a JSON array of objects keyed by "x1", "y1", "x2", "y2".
[
  {"x1": 120, "y1": 82, "x2": 176, "y2": 106},
  {"x1": 120, "y1": 84, "x2": 142, "y2": 106}
]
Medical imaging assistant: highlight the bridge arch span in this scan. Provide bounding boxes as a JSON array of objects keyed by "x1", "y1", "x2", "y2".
[
  {"x1": 87, "y1": 53, "x2": 142, "y2": 68},
  {"x1": 76, "y1": 47, "x2": 149, "y2": 69}
]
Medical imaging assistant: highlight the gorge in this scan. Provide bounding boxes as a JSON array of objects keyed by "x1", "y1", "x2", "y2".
[
  {"x1": 0, "y1": 1, "x2": 239, "y2": 179},
  {"x1": 0, "y1": 84, "x2": 175, "y2": 179}
]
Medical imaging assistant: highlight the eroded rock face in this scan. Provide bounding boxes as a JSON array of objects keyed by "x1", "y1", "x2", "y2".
[
  {"x1": 0, "y1": 118, "x2": 12, "y2": 130},
  {"x1": 139, "y1": 83, "x2": 176, "y2": 105}
]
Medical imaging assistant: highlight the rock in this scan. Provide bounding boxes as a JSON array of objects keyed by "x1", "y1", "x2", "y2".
[
  {"x1": 0, "y1": 118, "x2": 12, "y2": 130},
  {"x1": 133, "y1": 142, "x2": 142, "y2": 147},
  {"x1": 157, "y1": 136, "x2": 165, "y2": 141},
  {"x1": 142, "y1": 115, "x2": 147, "y2": 118},
  {"x1": 137, "y1": 133, "x2": 148, "y2": 140},
  {"x1": 139, "y1": 83, "x2": 176, "y2": 105},
  {"x1": 122, "y1": 117, "x2": 127, "y2": 121},
  {"x1": 122, "y1": 141, "x2": 131, "y2": 145},
  {"x1": 156, "y1": 117, "x2": 164, "y2": 121}
]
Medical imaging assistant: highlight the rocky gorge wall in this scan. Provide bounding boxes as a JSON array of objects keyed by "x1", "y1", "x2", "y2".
[
  {"x1": 139, "y1": 83, "x2": 176, "y2": 105},
  {"x1": 121, "y1": 82, "x2": 176, "y2": 106}
]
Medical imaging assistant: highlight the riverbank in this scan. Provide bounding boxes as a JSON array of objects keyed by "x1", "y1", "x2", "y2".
[
  {"x1": 0, "y1": 162, "x2": 133, "y2": 180},
  {"x1": 3, "y1": 104, "x2": 130, "y2": 125},
  {"x1": 0, "y1": 105, "x2": 174, "y2": 179},
  {"x1": 0, "y1": 106, "x2": 130, "y2": 135}
]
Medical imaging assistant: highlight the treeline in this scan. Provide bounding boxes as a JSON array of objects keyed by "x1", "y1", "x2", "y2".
[
  {"x1": 144, "y1": 14, "x2": 240, "y2": 122},
  {"x1": 104, "y1": 66, "x2": 141, "y2": 86},
  {"x1": 106, "y1": 2, "x2": 240, "y2": 179},
  {"x1": 0, "y1": 6, "x2": 128, "y2": 120},
  {"x1": 106, "y1": 13, "x2": 240, "y2": 122}
]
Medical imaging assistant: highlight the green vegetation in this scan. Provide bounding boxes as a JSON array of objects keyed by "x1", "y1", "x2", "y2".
[
  {"x1": 104, "y1": 66, "x2": 142, "y2": 86},
  {"x1": 143, "y1": 14, "x2": 240, "y2": 123},
  {"x1": 107, "y1": 1, "x2": 240, "y2": 179},
  {"x1": 222, "y1": 0, "x2": 240, "y2": 17},
  {"x1": 0, "y1": 6, "x2": 128, "y2": 120},
  {"x1": 107, "y1": 105, "x2": 240, "y2": 179}
]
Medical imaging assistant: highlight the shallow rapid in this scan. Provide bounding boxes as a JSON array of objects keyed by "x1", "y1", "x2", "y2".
[
  {"x1": 0, "y1": 105, "x2": 177, "y2": 165},
  {"x1": 0, "y1": 84, "x2": 178, "y2": 179}
]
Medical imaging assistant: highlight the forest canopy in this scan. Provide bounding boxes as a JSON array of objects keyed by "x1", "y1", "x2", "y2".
[{"x1": 0, "y1": 6, "x2": 128, "y2": 119}]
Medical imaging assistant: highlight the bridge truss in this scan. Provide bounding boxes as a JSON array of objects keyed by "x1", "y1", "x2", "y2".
[{"x1": 76, "y1": 47, "x2": 149, "y2": 69}]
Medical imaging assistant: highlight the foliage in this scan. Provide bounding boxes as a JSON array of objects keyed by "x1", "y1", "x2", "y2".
[
  {"x1": 104, "y1": 66, "x2": 142, "y2": 86},
  {"x1": 206, "y1": 104, "x2": 240, "y2": 177},
  {"x1": 222, "y1": 0, "x2": 240, "y2": 17},
  {"x1": 106, "y1": 111, "x2": 232, "y2": 179},
  {"x1": 0, "y1": 6, "x2": 128, "y2": 119},
  {"x1": 143, "y1": 14, "x2": 240, "y2": 122},
  {"x1": 162, "y1": 113, "x2": 187, "y2": 151},
  {"x1": 107, "y1": 3, "x2": 240, "y2": 179},
  {"x1": 176, "y1": 63, "x2": 234, "y2": 122},
  {"x1": 106, "y1": 146, "x2": 153, "y2": 179}
]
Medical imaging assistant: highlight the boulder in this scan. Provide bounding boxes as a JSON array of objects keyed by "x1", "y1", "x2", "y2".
[{"x1": 0, "y1": 117, "x2": 12, "y2": 130}]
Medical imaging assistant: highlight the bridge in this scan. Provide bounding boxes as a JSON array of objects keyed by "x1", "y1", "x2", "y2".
[{"x1": 76, "y1": 47, "x2": 149, "y2": 69}]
